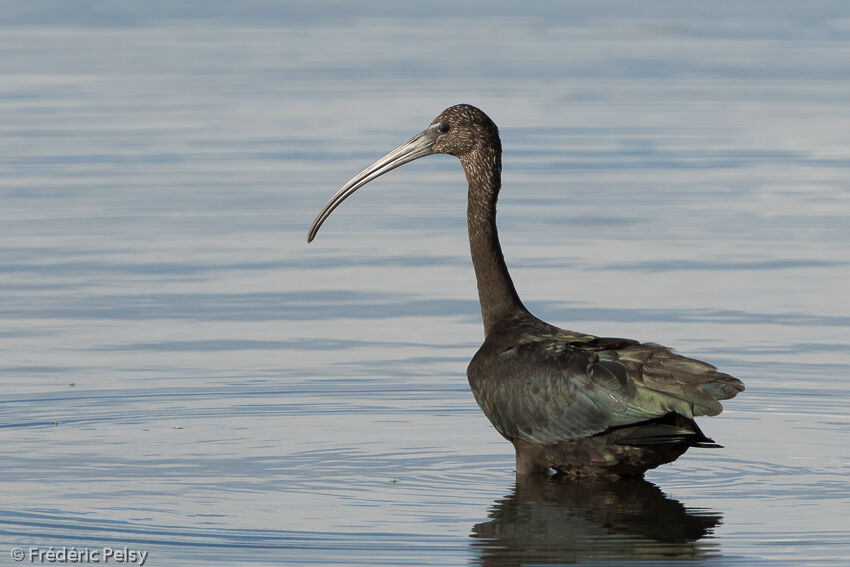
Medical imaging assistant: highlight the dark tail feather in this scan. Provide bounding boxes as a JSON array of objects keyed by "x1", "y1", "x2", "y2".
[
  {"x1": 613, "y1": 413, "x2": 723, "y2": 448},
  {"x1": 692, "y1": 440, "x2": 723, "y2": 449}
]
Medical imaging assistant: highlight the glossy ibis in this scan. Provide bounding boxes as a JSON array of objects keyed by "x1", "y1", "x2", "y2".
[{"x1": 308, "y1": 104, "x2": 744, "y2": 478}]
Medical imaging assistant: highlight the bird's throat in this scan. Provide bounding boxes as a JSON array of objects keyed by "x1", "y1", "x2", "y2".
[{"x1": 463, "y1": 147, "x2": 528, "y2": 336}]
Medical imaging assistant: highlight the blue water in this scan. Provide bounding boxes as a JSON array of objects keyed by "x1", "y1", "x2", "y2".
[{"x1": 1, "y1": 3, "x2": 849, "y2": 566}]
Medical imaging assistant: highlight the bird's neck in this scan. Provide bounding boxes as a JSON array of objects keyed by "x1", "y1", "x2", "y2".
[{"x1": 462, "y1": 145, "x2": 528, "y2": 337}]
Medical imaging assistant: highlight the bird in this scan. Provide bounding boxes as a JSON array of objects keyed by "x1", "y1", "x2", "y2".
[{"x1": 307, "y1": 104, "x2": 744, "y2": 478}]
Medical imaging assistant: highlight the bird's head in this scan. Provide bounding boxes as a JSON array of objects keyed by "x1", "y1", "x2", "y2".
[
  {"x1": 430, "y1": 104, "x2": 499, "y2": 158},
  {"x1": 307, "y1": 104, "x2": 498, "y2": 242}
]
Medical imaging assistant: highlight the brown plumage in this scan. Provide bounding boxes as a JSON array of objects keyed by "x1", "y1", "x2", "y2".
[{"x1": 308, "y1": 104, "x2": 744, "y2": 477}]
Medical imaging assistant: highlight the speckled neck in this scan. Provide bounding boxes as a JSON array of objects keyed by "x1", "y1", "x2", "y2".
[{"x1": 462, "y1": 143, "x2": 529, "y2": 336}]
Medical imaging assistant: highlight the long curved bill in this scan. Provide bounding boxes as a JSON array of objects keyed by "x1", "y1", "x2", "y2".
[{"x1": 307, "y1": 124, "x2": 441, "y2": 242}]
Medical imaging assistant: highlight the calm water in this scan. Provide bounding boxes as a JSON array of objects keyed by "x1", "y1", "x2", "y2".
[{"x1": 1, "y1": 3, "x2": 849, "y2": 566}]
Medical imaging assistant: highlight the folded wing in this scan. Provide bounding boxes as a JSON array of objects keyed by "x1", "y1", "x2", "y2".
[{"x1": 468, "y1": 335, "x2": 745, "y2": 445}]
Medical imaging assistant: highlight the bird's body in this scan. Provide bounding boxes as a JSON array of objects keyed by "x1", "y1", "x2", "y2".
[
  {"x1": 469, "y1": 311, "x2": 740, "y2": 477},
  {"x1": 308, "y1": 104, "x2": 744, "y2": 478}
]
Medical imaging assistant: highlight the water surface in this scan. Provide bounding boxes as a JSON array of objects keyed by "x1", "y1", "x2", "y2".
[{"x1": 1, "y1": 3, "x2": 849, "y2": 566}]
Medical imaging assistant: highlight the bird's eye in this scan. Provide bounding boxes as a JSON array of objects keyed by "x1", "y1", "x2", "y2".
[{"x1": 437, "y1": 123, "x2": 450, "y2": 134}]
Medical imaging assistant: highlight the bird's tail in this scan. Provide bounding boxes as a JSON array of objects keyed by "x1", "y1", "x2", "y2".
[{"x1": 613, "y1": 413, "x2": 722, "y2": 448}]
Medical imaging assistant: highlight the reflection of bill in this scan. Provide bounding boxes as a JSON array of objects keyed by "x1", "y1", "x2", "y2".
[{"x1": 471, "y1": 476, "x2": 721, "y2": 565}]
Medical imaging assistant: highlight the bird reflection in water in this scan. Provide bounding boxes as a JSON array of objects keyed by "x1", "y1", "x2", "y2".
[{"x1": 470, "y1": 475, "x2": 722, "y2": 565}]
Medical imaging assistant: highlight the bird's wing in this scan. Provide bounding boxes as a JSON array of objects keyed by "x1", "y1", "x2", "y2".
[{"x1": 468, "y1": 336, "x2": 744, "y2": 445}]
